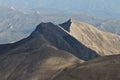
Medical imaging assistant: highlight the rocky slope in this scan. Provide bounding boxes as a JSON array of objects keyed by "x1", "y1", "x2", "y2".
[
  {"x1": 0, "y1": 45, "x2": 82, "y2": 80},
  {"x1": 52, "y1": 54, "x2": 120, "y2": 80},
  {"x1": 0, "y1": 22, "x2": 99, "y2": 60},
  {"x1": 60, "y1": 19, "x2": 120, "y2": 55},
  {"x1": 0, "y1": 21, "x2": 101, "y2": 80},
  {"x1": 0, "y1": 22, "x2": 85, "y2": 80},
  {"x1": 0, "y1": 20, "x2": 120, "y2": 80}
]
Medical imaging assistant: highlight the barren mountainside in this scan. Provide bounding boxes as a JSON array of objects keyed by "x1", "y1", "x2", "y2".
[
  {"x1": 0, "y1": 22, "x2": 99, "y2": 60},
  {"x1": 52, "y1": 54, "x2": 120, "y2": 80},
  {"x1": 60, "y1": 19, "x2": 120, "y2": 55},
  {"x1": 0, "y1": 19, "x2": 120, "y2": 80},
  {"x1": 0, "y1": 22, "x2": 84, "y2": 80}
]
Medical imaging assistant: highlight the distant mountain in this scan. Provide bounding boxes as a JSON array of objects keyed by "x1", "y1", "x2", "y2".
[
  {"x1": 0, "y1": 7, "x2": 103, "y2": 44},
  {"x1": 60, "y1": 19, "x2": 120, "y2": 55},
  {"x1": 98, "y1": 20, "x2": 120, "y2": 35},
  {"x1": 1, "y1": 6, "x2": 120, "y2": 44},
  {"x1": 0, "y1": 0, "x2": 120, "y2": 19}
]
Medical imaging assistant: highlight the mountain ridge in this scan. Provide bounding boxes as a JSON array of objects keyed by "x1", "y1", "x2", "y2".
[
  {"x1": 0, "y1": 22, "x2": 84, "y2": 80},
  {"x1": 60, "y1": 19, "x2": 120, "y2": 55},
  {"x1": 0, "y1": 19, "x2": 120, "y2": 80}
]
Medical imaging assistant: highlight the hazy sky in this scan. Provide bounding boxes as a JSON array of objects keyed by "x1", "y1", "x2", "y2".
[{"x1": 0, "y1": 0, "x2": 120, "y2": 19}]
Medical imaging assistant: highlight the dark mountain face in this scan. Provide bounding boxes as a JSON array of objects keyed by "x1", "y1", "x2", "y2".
[
  {"x1": 0, "y1": 22, "x2": 84, "y2": 80},
  {"x1": 30, "y1": 22, "x2": 100, "y2": 60},
  {"x1": 0, "y1": 22, "x2": 100, "y2": 61}
]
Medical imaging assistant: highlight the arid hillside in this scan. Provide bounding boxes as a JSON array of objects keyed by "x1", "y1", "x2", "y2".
[
  {"x1": 52, "y1": 54, "x2": 120, "y2": 80},
  {"x1": 60, "y1": 19, "x2": 120, "y2": 55}
]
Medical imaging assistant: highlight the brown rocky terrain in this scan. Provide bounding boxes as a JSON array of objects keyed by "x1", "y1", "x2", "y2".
[
  {"x1": 60, "y1": 19, "x2": 120, "y2": 55},
  {"x1": 0, "y1": 22, "x2": 100, "y2": 60},
  {"x1": 0, "y1": 22, "x2": 85, "y2": 80},
  {"x1": 0, "y1": 19, "x2": 120, "y2": 80},
  {"x1": 52, "y1": 54, "x2": 120, "y2": 80}
]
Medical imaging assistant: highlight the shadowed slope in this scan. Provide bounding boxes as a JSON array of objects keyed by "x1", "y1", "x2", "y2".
[
  {"x1": 0, "y1": 22, "x2": 100, "y2": 61},
  {"x1": 0, "y1": 26, "x2": 83, "y2": 80},
  {"x1": 30, "y1": 22, "x2": 100, "y2": 60},
  {"x1": 0, "y1": 44, "x2": 81, "y2": 80},
  {"x1": 52, "y1": 54, "x2": 120, "y2": 80},
  {"x1": 60, "y1": 19, "x2": 120, "y2": 55}
]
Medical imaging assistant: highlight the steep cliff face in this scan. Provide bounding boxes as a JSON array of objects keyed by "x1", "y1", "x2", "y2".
[{"x1": 60, "y1": 19, "x2": 120, "y2": 55}]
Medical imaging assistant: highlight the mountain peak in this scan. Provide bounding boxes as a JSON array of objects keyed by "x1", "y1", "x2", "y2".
[
  {"x1": 59, "y1": 19, "x2": 73, "y2": 32},
  {"x1": 59, "y1": 19, "x2": 81, "y2": 32},
  {"x1": 30, "y1": 22, "x2": 57, "y2": 36},
  {"x1": 60, "y1": 19, "x2": 97, "y2": 32},
  {"x1": 35, "y1": 22, "x2": 55, "y2": 31},
  {"x1": 27, "y1": 21, "x2": 100, "y2": 61},
  {"x1": 68, "y1": 19, "x2": 77, "y2": 23},
  {"x1": 60, "y1": 19, "x2": 120, "y2": 56}
]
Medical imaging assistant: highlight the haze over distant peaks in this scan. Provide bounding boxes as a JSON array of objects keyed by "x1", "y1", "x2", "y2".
[{"x1": 0, "y1": 0, "x2": 120, "y2": 18}]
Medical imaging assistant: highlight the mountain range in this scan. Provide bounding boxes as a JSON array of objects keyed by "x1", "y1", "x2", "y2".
[
  {"x1": 0, "y1": 7, "x2": 103, "y2": 44},
  {"x1": 98, "y1": 19, "x2": 120, "y2": 35},
  {"x1": 0, "y1": 7, "x2": 120, "y2": 44},
  {"x1": 0, "y1": 0, "x2": 120, "y2": 19},
  {"x1": 0, "y1": 19, "x2": 120, "y2": 80}
]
